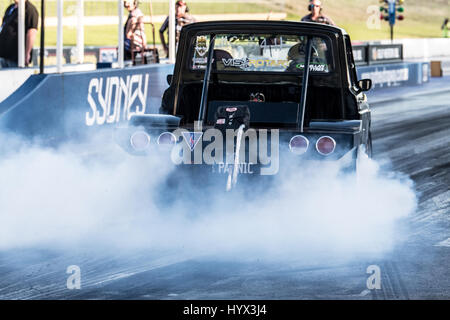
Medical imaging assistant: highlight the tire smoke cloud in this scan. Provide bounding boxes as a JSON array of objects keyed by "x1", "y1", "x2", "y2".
[{"x1": 0, "y1": 131, "x2": 417, "y2": 263}]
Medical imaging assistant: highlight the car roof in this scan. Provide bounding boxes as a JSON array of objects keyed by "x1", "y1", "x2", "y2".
[{"x1": 181, "y1": 20, "x2": 348, "y2": 37}]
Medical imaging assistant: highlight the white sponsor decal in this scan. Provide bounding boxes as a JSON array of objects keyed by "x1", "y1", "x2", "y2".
[
  {"x1": 86, "y1": 74, "x2": 149, "y2": 126},
  {"x1": 309, "y1": 64, "x2": 327, "y2": 72},
  {"x1": 214, "y1": 163, "x2": 255, "y2": 175},
  {"x1": 194, "y1": 35, "x2": 208, "y2": 56},
  {"x1": 182, "y1": 132, "x2": 203, "y2": 151},
  {"x1": 295, "y1": 63, "x2": 328, "y2": 72},
  {"x1": 361, "y1": 68, "x2": 409, "y2": 86},
  {"x1": 192, "y1": 57, "x2": 207, "y2": 64},
  {"x1": 170, "y1": 122, "x2": 279, "y2": 176},
  {"x1": 222, "y1": 58, "x2": 250, "y2": 69},
  {"x1": 222, "y1": 58, "x2": 291, "y2": 70}
]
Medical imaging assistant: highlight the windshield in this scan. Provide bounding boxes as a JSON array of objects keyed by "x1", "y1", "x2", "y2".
[{"x1": 190, "y1": 33, "x2": 333, "y2": 73}]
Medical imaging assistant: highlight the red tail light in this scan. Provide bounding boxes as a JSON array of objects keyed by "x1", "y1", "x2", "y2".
[
  {"x1": 157, "y1": 132, "x2": 176, "y2": 145},
  {"x1": 130, "y1": 131, "x2": 151, "y2": 151},
  {"x1": 289, "y1": 135, "x2": 309, "y2": 155},
  {"x1": 316, "y1": 136, "x2": 336, "y2": 156}
]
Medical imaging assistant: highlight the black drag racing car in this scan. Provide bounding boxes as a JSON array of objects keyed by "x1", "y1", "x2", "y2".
[{"x1": 116, "y1": 21, "x2": 373, "y2": 191}]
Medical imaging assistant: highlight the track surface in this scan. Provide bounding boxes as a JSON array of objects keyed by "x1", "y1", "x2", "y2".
[{"x1": 0, "y1": 89, "x2": 449, "y2": 300}]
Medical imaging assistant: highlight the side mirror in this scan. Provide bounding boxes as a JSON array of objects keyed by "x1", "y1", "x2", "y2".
[
  {"x1": 358, "y1": 79, "x2": 372, "y2": 92},
  {"x1": 167, "y1": 74, "x2": 173, "y2": 85}
]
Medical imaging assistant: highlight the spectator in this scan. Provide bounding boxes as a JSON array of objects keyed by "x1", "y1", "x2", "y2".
[
  {"x1": 123, "y1": 0, "x2": 147, "y2": 61},
  {"x1": 301, "y1": 0, "x2": 335, "y2": 26},
  {"x1": 159, "y1": 0, "x2": 196, "y2": 58},
  {"x1": 0, "y1": 0, "x2": 38, "y2": 68},
  {"x1": 442, "y1": 18, "x2": 449, "y2": 38}
]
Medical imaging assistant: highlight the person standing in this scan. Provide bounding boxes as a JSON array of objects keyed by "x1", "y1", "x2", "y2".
[
  {"x1": 0, "y1": 0, "x2": 38, "y2": 68},
  {"x1": 159, "y1": 0, "x2": 196, "y2": 58},
  {"x1": 442, "y1": 18, "x2": 449, "y2": 38},
  {"x1": 123, "y1": 0, "x2": 147, "y2": 61},
  {"x1": 301, "y1": 0, "x2": 335, "y2": 26}
]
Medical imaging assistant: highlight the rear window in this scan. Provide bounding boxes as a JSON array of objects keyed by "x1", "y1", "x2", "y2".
[{"x1": 190, "y1": 33, "x2": 333, "y2": 73}]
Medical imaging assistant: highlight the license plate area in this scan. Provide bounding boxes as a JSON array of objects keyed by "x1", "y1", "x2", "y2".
[{"x1": 211, "y1": 163, "x2": 258, "y2": 175}]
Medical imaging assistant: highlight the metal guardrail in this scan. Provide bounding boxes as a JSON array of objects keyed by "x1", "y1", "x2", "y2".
[
  {"x1": 32, "y1": 43, "x2": 404, "y2": 67},
  {"x1": 31, "y1": 46, "x2": 111, "y2": 65}
]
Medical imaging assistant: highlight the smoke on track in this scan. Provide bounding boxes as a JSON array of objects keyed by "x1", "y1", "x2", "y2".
[{"x1": 0, "y1": 131, "x2": 417, "y2": 263}]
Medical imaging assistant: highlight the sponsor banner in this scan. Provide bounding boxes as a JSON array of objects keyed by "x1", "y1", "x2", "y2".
[
  {"x1": 351, "y1": 44, "x2": 403, "y2": 66},
  {"x1": 368, "y1": 44, "x2": 403, "y2": 65},
  {"x1": 357, "y1": 61, "x2": 430, "y2": 89},
  {"x1": 352, "y1": 45, "x2": 368, "y2": 66}
]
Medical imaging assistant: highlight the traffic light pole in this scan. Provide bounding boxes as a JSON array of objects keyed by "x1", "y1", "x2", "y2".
[
  {"x1": 390, "y1": 24, "x2": 394, "y2": 43},
  {"x1": 381, "y1": 0, "x2": 404, "y2": 43}
]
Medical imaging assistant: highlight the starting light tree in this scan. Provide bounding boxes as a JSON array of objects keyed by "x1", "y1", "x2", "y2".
[{"x1": 379, "y1": 0, "x2": 405, "y2": 42}]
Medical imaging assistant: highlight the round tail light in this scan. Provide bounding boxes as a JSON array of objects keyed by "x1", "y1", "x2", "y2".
[
  {"x1": 289, "y1": 135, "x2": 309, "y2": 155},
  {"x1": 130, "y1": 131, "x2": 150, "y2": 151},
  {"x1": 316, "y1": 136, "x2": 336, "y2": 156},
  {"x1": 157, "y1": 132, "x2": 176, "y2": 145}
]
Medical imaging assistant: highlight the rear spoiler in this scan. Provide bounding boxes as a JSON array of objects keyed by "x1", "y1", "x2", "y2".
[{"x1": 129, "y1": 114, "x2": 181, "y2": 128}]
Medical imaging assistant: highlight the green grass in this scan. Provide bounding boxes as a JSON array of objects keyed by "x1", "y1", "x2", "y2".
[
  {"x1": 3, "y1": 0, "x2": 448, "y2": 47},
  {"x1": 286, "y1": 0, "x2": 449, "y2": 40},
  {"x1": 1, "y1": 0, "x2": 272, "y2": 16},
  {"x1": 38, "y1": 23, "x2": 166, "y2": 47}
]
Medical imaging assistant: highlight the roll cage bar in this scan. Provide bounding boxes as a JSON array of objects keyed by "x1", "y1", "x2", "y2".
[{"x1": 196, "y1": 35, "x2": 313, "y2": 132}]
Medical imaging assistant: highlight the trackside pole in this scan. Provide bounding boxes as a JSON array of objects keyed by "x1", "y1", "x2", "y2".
[
  {"x1": 76, "y1": 0, "x2": 84, "y2": 63},
  {"x1": 390, "y1": 24, "x2": 394, "y2": 43},
  {"x1": 198, "y1": 35, "x2": 216, "y2": 122},
  {"x1": 297, "y1": 37, "x2": 312, "y2": 132},
  {"x1": 39, "y1": 0, "x2": 45, "y2": 74},
  {"x1": 18, "y1": 0, "x2": 25, "y2": 67},
  {"x1": 226, "y1": 124, "x2": 246, "y2": 191},
  {"x1": 56, "y1": 0, "x2": 63, "y2": 73},
  {"x1": 118, "y1": 0, "x2": 124, "y2": 68},
  {"x1": 169, "y1": 0, "x2": 175, "y2": 63},
  {"x1": 149, "y1": 0, "x2": 156, "y2": 49}
]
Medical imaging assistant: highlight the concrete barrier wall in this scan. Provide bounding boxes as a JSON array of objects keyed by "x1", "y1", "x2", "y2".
[
  {"x1": 379, "y1": 38, "x2": 450, "y2": 60},
  {"x1": 0, "y1": 64, "x2": 173, "y2": 142},
  {"x1": 0, "y1": 64, "x2": 96, "y2": 103}
]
